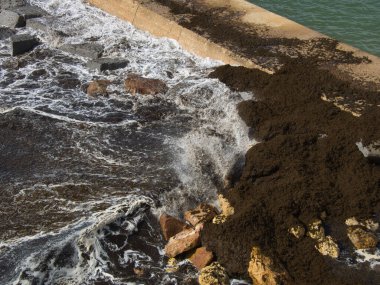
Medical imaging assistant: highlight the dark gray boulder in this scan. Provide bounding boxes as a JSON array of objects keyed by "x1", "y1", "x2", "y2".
[
  {"x1": 60, "y1": 43, "x2": 104, "y2": 59},
  {"x1": 0, "y1": 0, "x2": 26, "y2": 10},
  {"x1": 9, "y1": 5, "x2": 47, "y2": 20},
  {"x1": 0, "y1": 27, "x2": 15, "y2": 40},
  {"x1": 11, "y1": 34, "x2": 40, "y2": 56},
  {"x1": 87, "y1": 58, "x2": 129, "y2": 71},
  {"x1": 26, "y1": 17, "x2": 69, "y2": 37},
  {"x1": 0, "y1": 10, "x2": 25, "y2": 28}
]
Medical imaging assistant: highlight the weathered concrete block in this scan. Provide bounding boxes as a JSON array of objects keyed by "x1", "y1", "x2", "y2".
[
  {"x1": 0, "y1": 0, "x2": 26, "y2": 10},
  {"x1": 10, "y1": 5, "x2": 47, "y2": 20},
  {"x1": 87, "y1": 58, "x2": 129, "y2": 71},
  {"x1": 11, "y1": 34, "x2": 40, "y2": 56},
  {"x1": 0, "y1": 27, "x2": 15, "y2": 40},
  {"x1": 60, "y1": 43, "x2": 103, "y2": 59},
  {"x1": 26, "y1": 17, "x2": 69, "y2": 37},
  {"x1": 0, "y1": 10, "x2": 25, "y2": 28}
]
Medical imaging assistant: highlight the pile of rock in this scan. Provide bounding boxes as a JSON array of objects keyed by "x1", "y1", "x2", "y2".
[{"x1": 160, "y1": 196, "x2": 235, "y2": 285}]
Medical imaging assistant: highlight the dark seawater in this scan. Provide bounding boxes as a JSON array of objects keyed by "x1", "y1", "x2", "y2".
[
  {"x1": 248, "y1": 0, "x2": 380, "y2": 56},
  {"x1": 0, "y1": 0, "x2": 253, "y2": 284}
]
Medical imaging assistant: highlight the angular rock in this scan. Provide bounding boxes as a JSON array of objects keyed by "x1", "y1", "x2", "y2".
[
  {"x1": 218, "y1": 194, "x2": 234, "y2": 217},
  {"x1": 347, "y1": 227, "x2": 378, "y2": 249},
  {"x1": 87, "y1": 58, "x2": 128, "y2": 72},
  {"x1": 345, "y1": 217, "x2": 379, "y2": 232},
  {"x1": 124, "y1": 73, "x2": 168, "y2": 95},
  {"x1": 307, "y1": 219, "x2": 325, "y2": 240},
  {"x1": 189, "y1": 247, "x2": 214, "y2": 270},
  {"x1": 315, "y1": 236, "x2": 340, "y2": 258},
  {"x1": 164, "y1": 227, "x2": 201, "y2": 258},
  {"x1": 289, "y1": 224, "x2": 305, "y2": 239},
  {"x1": 11, "y1": 34, "x2": 40, "y2": 56},
  {"x1": 86, "y1": 80, "x2": 110, "y2": 97},
  {"x1": 10, "y1": 5, "x2": 47, "y2": 20},
  {"x1": 0, "y1": 10, "x2": 25, "y2": 28},
  {"x1": 165, "y1": 257, "x2": 179, "y2": 273},
  {"x1": 184, "y1": 204, "x2": 218, "y2": 226},
  {"x1": 60, "y1": 43, "x2": 103, "y2": 59},
  {"x1": 248, "y1": 247, "x2": 290, "y2": 285},
  {"x1": 0, "y1": 0, "x2": 25, "y2": 9},
  {"x1": 0, "y1": 27, "x2": 15, "y2": 40},
  {"x1": 212, "y1": 214, "x2": 227, "y2": 224},
  {"x1": 26, "y1": 17, "x2": 68, "y2": 38},
  {"x1": 199, "y1": 262, "x2": 229, "y2": 285},
  {"x1": 159, "y1": 213, "x2": 189, "y2": 241}
]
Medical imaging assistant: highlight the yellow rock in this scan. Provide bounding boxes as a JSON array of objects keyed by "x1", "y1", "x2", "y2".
[
  {"x1": 199, "y1": 262, "x2": 229, "y2": 285},
  {"x1": 315, "y1": 236, "x2": 340, "y2": 258}
]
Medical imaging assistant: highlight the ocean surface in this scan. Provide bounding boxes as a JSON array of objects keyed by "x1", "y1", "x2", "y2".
[
  {"x1": 0, "y1": 0, "x2": 253, "y2": 283},
  {"x1": 249, "y1": 0, "x2": 380, "y2": 57}
]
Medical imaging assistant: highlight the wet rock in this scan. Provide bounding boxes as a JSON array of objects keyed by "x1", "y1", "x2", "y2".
[
  {"x1": 11, "y1": 34, "x2": 40, "y2": 56},
  {"x1": 189, "y1": 247, "x2": 214, "y2": 270},
  {"x1": 198, "y1": 262, "x2": 229, "y2": 285},
  {"x1": 124, "y1": 74, "x2": 168, "y2": 95},
  {"x1": 347, "y1": 226, "x2": 378, "y2": 249},
  {"x1": 159, "y1": 213, "x2": 189, "y2": 241},
  {"x1": 133, "y1": 267, "x2": 144, "y2": 277},
  {"x1": 165, "y1": 257, "x2": 179, "y2": 273},
  {"x1": 87, "y1": 58, "x2": 129, "y2": 72},
  {"x1": 0, "y1": 10, "x2": 25, "y2": 28},
  {"x1": 307, "y1": 219, "x2": 325, "y2": 240},
  {"x1": 289, "y1": 224, "x2": 305, "y2": 239},
  {"x1": 28, "y1": 68, "x2": 47, "y2": 79},
  {"x1": 164, "y1": 226, "x2": 201, "y2": 258},
  {"x1": 345, "y1": 217, "x2": 379, "y2": 232},
  {"x1": 315, "y1": 236, "x2": 340, "y2": 258},
  {"x1": 248, "y1": 247, "x2": 290, "y2": 285},
  {"x1": 184, "y1": 204, "x2": 218, "y2": 227},
  {"x1": 9, "y1": 5, "x2": 47, "y2": 20},
  {"x1": 0, "y1": 27, "x2": 15, "y2": 40},
  {"x1": 218, "y1": 194, "x2": 234, "y2": 217},
  {"x1": 0, "y1": 0, "x2": 26, "y2": 9},
  {"x1": 26, "y1": 17, "x2": 68, "y2": 38},
  {"x1": 86, "y1": 80, "x2": 110, "y2": 97},
  {"x1": 212, "y1": 214, "x2": 227, "y2": 224},
  {"x1": 60, "y1": 43, "x2": 103, "y2": 59}
]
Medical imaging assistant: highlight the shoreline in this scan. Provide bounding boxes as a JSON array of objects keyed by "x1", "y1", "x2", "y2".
[{"x1": 87, "y1": 0, "x2": 380, "y2": 284}]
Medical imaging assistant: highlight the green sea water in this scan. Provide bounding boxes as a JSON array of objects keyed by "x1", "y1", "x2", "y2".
[{"x1": 248, "y1": 0, "x2": 380, "y2": 57}]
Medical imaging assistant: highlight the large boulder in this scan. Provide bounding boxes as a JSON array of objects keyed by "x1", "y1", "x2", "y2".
[
  {"x1": 87, "y1": 58, "x2": 129, "y2": 72},
  {"x1": 0, "y1": 10, "x2": 25, "y2": 28},
  {"x1": 184, "y1": 204, "x2": 218, "y2": 226},
  {"x1": 315, "y1": 236, "x2": 340, "y2": 258},
  {"x1": 86, "y1": 80, "x2": 110, "y2": 97},
  {"x1": 198, "y1": 262, "x2": 229, "y2": 285},
  {"x1": 11, "y1": 34, "x2": 40, "y2": 56},
  {"x1": 248, "y1": 247, "x2": 290, "y2": 285},
  {"x1": 159, "y1": 213, "x2": 189, "y2": 241},
  {"x1": 60, "y1": 43, "x2": 103, "y2": 59},
  {"x1": 347, "y1": 226, "x2": 378, "y2": 249},
  {"x1": 9, "y1": 5, "x2": 47, "y2": 20},
  {"x1": 189, "y1": 247, "x2": 214, "y2": 270},
  {"x1": 164, "y1": 226, "x2": 201, "y2": 258},
  {"x1": 124, "y1": 74, "x2": 168, "y2": 95}
]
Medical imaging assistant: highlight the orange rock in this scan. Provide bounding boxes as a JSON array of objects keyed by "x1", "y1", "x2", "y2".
[
  {"x1": 164, "y1": 227, "x2": 201, "y2": 258},
  {"x1": 159, "y1": 213, "x2": 189, "y2": 241},
  {"x1": 124, "y1": 74, "x2": 168, "y2": 95},
  {"x1": 184, "y1": 204, "x2": 218, "y2": 226},
  {"x1": 87, "y1": 80, "x2": 110, "y2": 97},
  {"x1": 189, "y1": 247, "x2": 214, "y2": 270}
]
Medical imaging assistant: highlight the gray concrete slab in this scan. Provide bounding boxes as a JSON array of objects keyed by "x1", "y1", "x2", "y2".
[
  {"x1": 11, "y1": 34, "x2": 40, "y2": 55},
  {"x1": 60, "y1": 43, "x2": 104, "y2": 59},
  {"x1": 0, "y1": 10, "x2": 25, "y2": 28},
  {"x1": 87, "y1": 58, "x2": 129, "y2": 71}
]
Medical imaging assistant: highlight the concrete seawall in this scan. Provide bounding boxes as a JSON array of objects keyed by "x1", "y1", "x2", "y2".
[{"x1": 87, "y1": 0, "x2": 380, "y2": 86}]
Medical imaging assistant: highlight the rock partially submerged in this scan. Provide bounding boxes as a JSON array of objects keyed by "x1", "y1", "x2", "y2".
[
  {"x1": 60, "y1": 43, "x2": 103, "y2": 59},
  {"x1": 87, "y1": 58, "x2": 128, "y2": 71},
  {"x1": 11, "y1": 34, "x2": 39, "y2": 56},
  {"x1": 124, "y1": 74, "x2": 168, "y2": 95},
  {"x1": 26, "y1": 17, "x2": 68, "y2": 38},
  {"x1": 0, "y1": 10, "x2": 25, "y2": 28},
  {"x1": 347, "y1": 226, "x2": 379, "y2": 249},
  {"x1": 248, "y1": 247, "x2": 290, "y2": 285},
  {"x1": 0, "y1": 0, "x2": 26, "y2": 9},
  {"x1": 199, "y1": 262, "x2": 229, "y2": 285},
  {"x1": 184, "y1": 204, "x2": 218, "y2": 226},
  {"x1": 164, "y1": 226, "x2": 201, "y2": 258},
  {"x1": 159, "y1": 213, "x2": 189, "y2": 241},
  {"x1": 86, "y1": 80, "x2": 110, "y2": 97}
]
